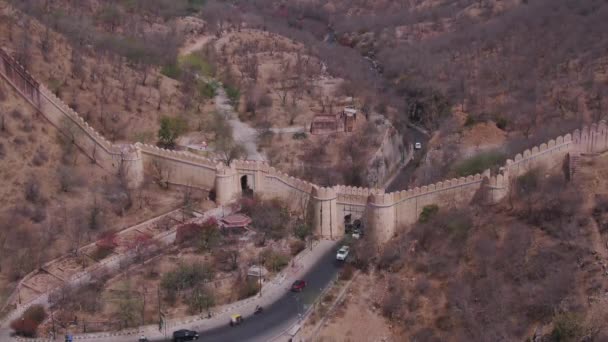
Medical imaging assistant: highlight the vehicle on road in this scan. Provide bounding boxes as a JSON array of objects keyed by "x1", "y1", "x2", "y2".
[
  {"x1": 352, "y1": 229, "x2": 361, "y2": 239},
  {"x1": 336, "y1": 246, "x2": 350, "y2": 261},
  {"x1": 414, "y1": 142, "x2": 422, "y2": 150},
  {"x1": 254, "y1": 305, "x2": 264, "y2": 315},
  {"x1": 229, "y1": 314, "x2": 243, "y2": 327},
  {"x1": 172, "y1": 329, "x2": 199, "y2": 341},
  {"x1": 138, "y1": 335, "x2": 148, "y2": 342},
  {"x1": 291, "y1": 280, "x2": 307, "y2": 292}
]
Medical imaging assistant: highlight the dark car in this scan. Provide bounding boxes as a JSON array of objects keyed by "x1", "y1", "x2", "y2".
[
  {"x1": 291, "y1": 280, "x2": 307, "y2": 292},
  {"x1": 172, "y1": 329, "x2": 199, "y2": 342}
]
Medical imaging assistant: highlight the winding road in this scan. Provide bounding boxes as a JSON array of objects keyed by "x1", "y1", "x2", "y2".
[
  {"x1": 386, "y1": 126, "x2": 429, "y2": 192},
  {"x1": 158, "y1": 246, "x2": 343, "y2": 342}
]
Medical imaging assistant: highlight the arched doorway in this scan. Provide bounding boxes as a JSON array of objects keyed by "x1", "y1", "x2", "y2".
[
  {"x1": 241, "y1": 175, "x2": 253, "y2": 196},
  {"x1": 344, "y1": 214, "x2": 352, "y2": 234}
]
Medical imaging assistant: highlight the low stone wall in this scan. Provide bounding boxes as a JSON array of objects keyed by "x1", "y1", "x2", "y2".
[{"x1": 0, "y1": 207, "x2": 229, "y2": 339}]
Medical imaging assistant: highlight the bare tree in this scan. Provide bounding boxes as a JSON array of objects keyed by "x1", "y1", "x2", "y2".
[
  {"x1": 15, "y1": 19, "x2": 32, "y2": 69},
  {"x1": 151, "y1": 159, "x2": 171, "y2": 189},
  {"x1": 71, "y1": 48, "x2": 87, "y2": 89},
  {"x1": 212, "y1": 113, "x2": 246, "y2": 165},
  {"x1": 40, "y1": 26, "x2": 53, "y2": 62}
]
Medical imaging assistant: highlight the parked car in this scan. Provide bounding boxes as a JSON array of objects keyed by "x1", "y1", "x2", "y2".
[
  {"x1": 291, "y1": 280, "x2": 307, "y2": 292},
  {"x1": 414, "y1": 142, "x2": 422, "y2": 150},
  {"x1": 172, "y1": 329, "x2": 199, "y2": 342},
  {"x1": 352, "y1": 229, "x2": 361, "y2": 239},
  {"x1": 336, "y1": 246, "x2": 350, "y2": 261}
]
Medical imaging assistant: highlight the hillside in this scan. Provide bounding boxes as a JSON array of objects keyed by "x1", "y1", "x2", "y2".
[
  {"x1": 2, "y1": 0, "x2": 608, "y2": 340},
  {"x1": 0, "y1": 0, "x2": 211, "y2": 144},
  {"x1": 309, "y1": 152, "x2": 608, "y2": 341},
  {"x1": 0, "y1": 73, "x2": 187, "y2": 312}
]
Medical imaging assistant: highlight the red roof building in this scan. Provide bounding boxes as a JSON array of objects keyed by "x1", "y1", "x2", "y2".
[{"x1": 220, "y1": 214, "x2": 252, "y2": 229}]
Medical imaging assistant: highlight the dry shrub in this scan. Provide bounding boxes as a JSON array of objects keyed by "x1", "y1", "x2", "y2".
[
  {"x1": 234, "y1": 276, "x2": 259, "y2": 300},
  {"x1": 289, "y1": 239, "x2": 305, "y2": 256},
  {"x1": 175, "y1": 223, "x2": 202, "y2": 245},
  {"x1": 10, "y1": 305, "x2": 47, "y2": 337},
  {"x1": 323, "y1": 293, "x2": 335, "y2": 304},
  {"x1": 381, "y1": 282, "x2": 404, "y2": 321},
  {"x1": 10, "y1": 318, "x2": 38, "y2": 337},
  {"x1": 24, "y1": 176, "x2": 43, "y2": 203},
  {"x1": 13, "y1": 136, "x2": 26, "y2": 145},
  {"x1": 413, "y1": 277, "x2": 430, "y2": 295},
  {"x1": 339, "y1": 264, "x2": 354, "y2": 281},
  {"x1": 31, "y1": 147, "x2": 48, "y2": 166},
  {"x1": 20, "y1": 120, "x2": 33, "y2": 133},
  {"x1": 10, "y1": 109, "x2": 22, "y2": 119}
]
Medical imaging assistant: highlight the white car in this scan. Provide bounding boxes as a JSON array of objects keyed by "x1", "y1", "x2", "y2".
[
  {"x1": 414, "y1": 142, "x2": 422, "y2": 150},
  {"x1": 336, "y1": 246, "x2": 350, "y2": 261},
  {"x1": 352, "y1": 230, "x2": 361, "y2": 239}
]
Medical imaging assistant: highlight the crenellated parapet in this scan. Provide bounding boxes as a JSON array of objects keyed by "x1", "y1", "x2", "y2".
[
  {"x1": 137, "y1": 143, "x2": 218, "y2": 170},
  {"x1": 3, "y1": 44, "x2": 608, "y2": 247}
]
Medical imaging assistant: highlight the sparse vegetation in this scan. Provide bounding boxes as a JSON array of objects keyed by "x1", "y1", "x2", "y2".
[
  {"x1": 158, "y1": 116, "x2": 188, "y2": 149},
  {"x1": 10, "y1": 305, "x2": 46, "y2": 337},
  {"x1": 2, "y1": 0, "x2": 608, "y2": 340},
  {"x1": 452, "y1": 150, "x2": 506, "y2": 177},
  {"x1": 418, "y1": 204, "x2": 438, "y2": 223}
]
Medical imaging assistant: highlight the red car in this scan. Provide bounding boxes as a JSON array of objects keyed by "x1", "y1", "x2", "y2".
[{"x1": 291, "y1": 280, "x2": 307, "y2": 292}]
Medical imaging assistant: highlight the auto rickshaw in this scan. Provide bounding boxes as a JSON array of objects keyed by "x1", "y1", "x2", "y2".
[{"x1": 229, "y1": 314, "x2": 243, "y2": 327}]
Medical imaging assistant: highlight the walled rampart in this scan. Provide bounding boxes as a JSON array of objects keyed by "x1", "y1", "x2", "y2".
[{"x1": 2, "y1": 45, "x2": 607, "y2": 245}]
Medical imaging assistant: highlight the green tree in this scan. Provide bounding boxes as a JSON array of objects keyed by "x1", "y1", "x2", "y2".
[
  {"x1": 161, "y1": 262, "x2": 214, "y2": 298},
  {"x1": 114, "y1": 281, "x2": 142, "y2": 328},
  {"x1": 294, "y1": 221, "x2": 312, "y2": 240},
  {"x1": 157, "y1": 116, "x2": 187, "y2": 148},
  {"x1": 189, "y1": 285, "x2": 215, "y2": 314},
  {"x1": 198, "y1": 219, "x2": 221, "y2": 252}
]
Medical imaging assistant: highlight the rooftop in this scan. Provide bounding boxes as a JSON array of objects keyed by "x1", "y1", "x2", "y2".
[{"x1": 220, "y1": 214, "x2": 252, "y2": 228}]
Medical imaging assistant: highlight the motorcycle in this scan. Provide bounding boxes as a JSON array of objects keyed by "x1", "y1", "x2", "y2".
[{"x1": 254, "y1": 305, "x2": 264, "y2": 315}]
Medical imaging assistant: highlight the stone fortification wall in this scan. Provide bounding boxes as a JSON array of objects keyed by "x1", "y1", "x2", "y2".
[
  {"x1": 3, "y1": 45, "x2": 608, "y2": 245},
  {"x1": 136, "y1": 142, "x2": 219, "y2": 190},
  {"x1": 0, "y1": 47, "x2": 128, "y2": 177}
]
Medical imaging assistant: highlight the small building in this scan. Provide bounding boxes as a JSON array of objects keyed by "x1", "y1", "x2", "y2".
[
  {"x1": 310, "y1": 107, "x2": 358, "y2": 135},
  {"x1": 310, "y1": 115, "x2": 339, "y2": 134},
  {"x1": 220, "y1": 214, "x2": 252, "y2": 233},
  {"x1": 247, "y1": 265, "x2": 269, "y2": 283},
  {"x1": 343, "y1": 107, "x2": 357, "y2": 132}
]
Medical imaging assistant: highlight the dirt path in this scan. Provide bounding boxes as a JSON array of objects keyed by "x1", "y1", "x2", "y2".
[
  {"x1": 180, "y1": 35, "x2": 267, "y2": 161},
  {"x1": 180, "y1": 35, "x2": 214, "y2": 56},
  {"x1": 215, "y1": 87, "x2": 267, "y2": 161}
]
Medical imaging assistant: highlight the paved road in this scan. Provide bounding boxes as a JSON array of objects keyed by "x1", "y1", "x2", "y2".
[
  {"x1": 386, "y1": 126, "x2": 429, "y2": 192},
  {"x1": 158, "y1": 246, "x2": 343, "y2": 342}
]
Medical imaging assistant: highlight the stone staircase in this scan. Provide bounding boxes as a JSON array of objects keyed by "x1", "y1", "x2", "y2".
[{"x1": 569, "y1": 152, "x2": 581, "y2": 180}]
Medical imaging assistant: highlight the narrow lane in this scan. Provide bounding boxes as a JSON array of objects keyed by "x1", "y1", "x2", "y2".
[{"x1": 386, "y1": 127, "x2": 429, "y2": 192}]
